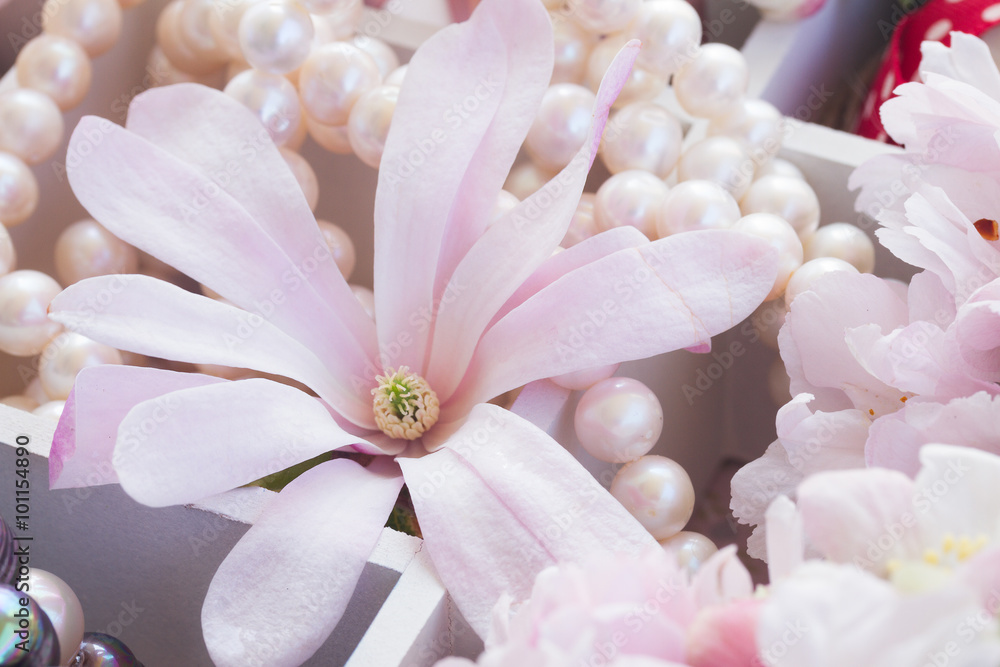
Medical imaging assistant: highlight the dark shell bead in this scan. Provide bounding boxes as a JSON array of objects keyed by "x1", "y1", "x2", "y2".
[
  {"x1": 70, "y1": 633, "x2": 144, "y2": 667},
  {"x1": 0, "y1": 582, "x2": 61, "y2": 666}
]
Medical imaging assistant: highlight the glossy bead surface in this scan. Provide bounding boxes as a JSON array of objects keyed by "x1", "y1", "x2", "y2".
[
  {"x1": 0, "y1": 216, "x2": 15, "y2": 275},
  {"x1": 707, "y1": 98, "x2": 785, "y2": 159},
  {"x1": 673, "y1": 43, "x2": 748, "y2": 119},
  {"x1": 156, "y1": 0, "x2": 227, "y2": 75},
  {"x1": 733, "y1": 213, "x2": 803, "y2": 300},
  {"x1": 39, "y1": 332, "x2": 123, "y2": 400},
  {"x1": 298, "y1": 42, "x2": 381, "y2": 126},
  {"x1": 504, "y1": 162, "x2": 554, "y2": 200},
  {"x1": 54, "y1": 219, "x2": 139, "y2": 286},
  {"x1": 594, "y1": 170, "x2": 668, "y2": 239},
  {"x1": 238, "y1": 0, "x2": 314, "y2": 74},
  {"x1": 576, "y1": 377, "x2": 663, "y2": 463},
  {"x1": 660, "y1": 530, "x2": 718, "y2": 575},
  {"x1": 632, "y1": 0, "x2": 702, "y2": 77},
  {"x1": 802, "y1": 222, "x2": 876, "y2": 273},
  {"x1": 677, "y1": 136, "x2": 754, "y2": 200},
  {"x1": 33, "y1": 400, "x2": 66, "y2": 421},
  {"x1": 71, "y1": 632, "x2": 144, "y2": 666},
  {"x1": 551, "y1": 19, "x2": 594, "y2": 84},
  {"x1": 525, "y1": 84, "x2": 596, "y2": 172},
  {"x1": 0, "y1": 270, "x2": 63, "y2": 356},
  {"x1": 383, "y1": 64, "x2": 407, "y2": 87},
  {"x1": 279, "y1": 149, "x2": 319, "y2": 211},
  {"x1": 601, "y1": 101, "x2": 683, "y2": 178},
  {"x1": 0, "y1": 90, "x2": 64, "y2": 165},
  {"x1": 224, "y1": 69, "x2": 302, "y2": 146},
  {"x1": 347, "y1": 85, "x2": 398, "y2": 168},
  {"x1": 208, "y1": 0, "x2": 257, "y2": 57},
  {"x1": 586, "y1": 35, "x2": 666, "y2": 108},
  {"x1": 560, "y1": 193, "x2": 598, "y2": 248},
  {"x1": 0, "y1": 152, "x2": 38, "y2": 227},
  {"x1": 350, "y1": 284, "x2": 375, "y2": 319},
  {"x1": 42, "y1": 0, "x2": 123, "y2": 57},
  {"x1": 656, "y1": 180, "x2": 740, "y2": 237},
  {"x1": 16, "y1": 35, "x2": 92, "y2": 111},
  {"x1": 611, "y1": 455, "x2": 695, "y2": 539},
  {"x1": 28, "y1": 569, "x2": 84, "y2": 666},
  {"x1": 317, "y1": 219, "x2": 356, "y2": 279},
  {"x1": 570, "y1": 0, "x2": 642, "y2": 34},
  {"x1": 352, "y1": 36, "x2": 398, "y2": 79},
  {"x1": 0, "y1": 583, "x2": 61, "y2": 665},
  {"x1": 784, "y1": 257, "x2": 859, "y2": 308},
  {"x1": 755, "y1": 157, "x2": 805, "y2": 181},
  {"x1": 740, "y1": 174, "x2": 821, "y2": 239}
]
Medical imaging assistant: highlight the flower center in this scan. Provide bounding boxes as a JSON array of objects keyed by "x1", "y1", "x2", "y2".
[
  {"x1": 371, "y1": 367, "x2": 440, "y2": 440},
  {"x1": 886, "y1": 533, "x2": 989, "y2": 594}
]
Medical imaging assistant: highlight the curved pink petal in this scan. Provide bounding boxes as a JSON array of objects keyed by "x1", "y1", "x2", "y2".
[
  {"x1": 690, "y1": 546, "x2": 753, "y2": 607},
  {"x1": 443, "y1": 230, "x2": 777, "y2": 420},
  {"x1": 426, "y1": 40, "x2": 641, "y2": 401},
  {"x1": 203, "y1": 457, "x2": 403, "y2": 667},
  {"x1": 66, "y1": 117, "x2": 377, "y2": 381},
  {"x1": 914, "y1": 444, "x2": 1000, "y2": 543},
  {"x1": 919, "y1": 33, "x2": 1000, "y2": 100},
  {"x1": 50, "y1": 365, "x2": 224, "y2": 489},
  {"x1": 50, "y1": 274, "x2": 374, "y2": 428},
  {"x1": 373, "y1": 0, "x2": 553, "y2": 374},
  {"x1": 398, "y1": 404, "x2": 655, "y2": 638},
  {"x1": 114, "y1": 379, "x2": 385, "y2": 508}
]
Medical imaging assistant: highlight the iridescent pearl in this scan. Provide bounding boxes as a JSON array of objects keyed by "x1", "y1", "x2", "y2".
[
  {"x1": 54, "y1": 218, "x2": 139, "y2": 285},
  {"x1": 733, "y1": 213, "x2": 803, "y2": 300},
  {"x1": 224, "y1": 69, "x2": 302, "y2": 146},
  {"x1": 594, "y1": 170, "x2": 669, "y2": 239},
  {"x1": 0, "y1": 152, "x2": 38, "y2": 227},
  {"x1": 0, "y1": 217, "x2": 15, "y2": 275},
  {"x1": 551, "y1": 19, "x2": 595, "y2": 84},
  {"x1": 350, "y1": 284, "x2": 375, "y2": 319},
  {"x1": 33, "y1": 400, "x2": 67, "y2": 420},
  {"x1": 677, "y1": 136, "x2": 755, "y2": 200},
  {"x1": 347, "y1": 85, "x2": 398, "y2": 168},
  {"x1": 0, "y1": 583, "x2": 61, "y2": 665},
  {"x1": 0, "y1": 513, "x2": 14, "y2": 584},
  {"x1": 238, "y1": 0, "x2": 314, "y2": 74},
  {"x1": 71, "y1": 633, "x2": 144, "y2": 666},
  {"x1": 39, "y1": 332, "x2": 123, "y2": 400},
  {"x1": 803, "y1": 222, "x2": 876, "y2": 273},
  {"x1": 279, "y1": 148, "x2": 319, "y2": 211},
  {"x1": 672, "y1": 43, "x2": 749, "y2": 120},
  {"x1": 561, "y1": 193, "x2": 598, "y2": 247},
  {"x1": 632, "y1": 0, "x2": 702, "y2": 78},
  {"x1": 208, "y1": 0, "x2": 257, "y2": 58},
  {"x1": 305, "y1": 116, "x2": 353, "y2": 154},
  {"x1": 28, "y1": 569, "x2": 85, "y2": 666},
  {"x1": 317, "y1": 219, "x2": 356, "y2": 279},
  {"x1": 755, "y1": 157, "x2": 805, "y2": 181},
  {"x1": 0, "y1": 270, "x2": 62, "y2": 356},
  {"x1": 784, "y1": 257, "x2": 859, "y2": 308},
  {"x1": 179, "y1": 0, "x2": 230, "y2": 59},
  {"x1": 0, "y1": 395, "x2": 38, "y2": 411},
  {"x1": 526, "y1": 84, "x2": 596, "y2": 172},
  {"x1": 550, "y1": 362, "x2": 619, "y2": 390},
  {"x1": 298, "y1": 42, "x2": 381, "y2": 126},
  {"x1": 42, "y1": 0, "x2": 123, "y2": 57},
  {"x1": 383, "y1": 64, "x2": 407, "y2": 87},
  {"x1": 660, "y1": 530, "x2": 718, "y2": 575},
  {"x1": 353, "y1": 36, "x2": 399, "y2": 79},
  {"x1": 586, "y1": 35, "x2": 666, "y2": 108},
  {"x1": 0, "y1": 89, "x2": 64, "y2": 165},
  {"x1": 503, "y1": 162, "x2": 555, "y2": 200},
  {"x1": 656, "y1": 180, "x2": 740, "y2": 237},
  {"x1": 489, "y1": 190, "x2": 520, "y2": 224},
  {"x1": 147, "y1": 46, "x2": 206, "y2": 86},
  {"x1": 25, "y1": 376, "x2": 51, "y2": 405},
  {"x1": 707, "y1": 98, "x2": 785, "y2": 161},
  {"x1": 156, "y1": 0, "x2": 227, "y2": 75},
  {"x1": 302, "y1": 0, "x2": 356, "y2": 13},
  {"x1": 575, "y1": 377, "x2": 663, "y2": 463},
  {"x1": 600, "y1": 101, "x2": 683, "y2": 178},
  {"x1": 571, "y1": 0, "x2": 641, "y2": 34},
  {"x1": 611, "y1": 455, "x2": 695, "y2": 540},
  {"x1": 740, "y1": 174, "x2": 820, "y2": 239},
  {"x1": 16, "y1": 35, "x2": 92, "y2": 111},
  {"x1": 768, "y1": 357, "x2": 792, "y2": 405},
  {"x1": 322, "y1": 0, "x2": 363, "y2": 38}
]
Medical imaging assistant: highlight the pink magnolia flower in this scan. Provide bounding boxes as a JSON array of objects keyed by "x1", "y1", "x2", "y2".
[{"x1": 45, "y1": 0, "x2": 778, "y2": 663}]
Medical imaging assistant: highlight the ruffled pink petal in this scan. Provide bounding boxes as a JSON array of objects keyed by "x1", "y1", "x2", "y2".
[
  {"x1": 730, "y1": 441, "x2": 800, "y2": 561},
  {"x1": 425, "y1": 40, "x2": 641, "y2": 401},
  {"x1": 686, "y1": 598, "x2": 762, "y2": 667},
  {"x1": 914, "y1": 444, "x2": 1000, "y2": 545},
  {"x1": 919, "y1": 33, "x2": 1000, "y2": 104},
  {"x1": 398, "y1": 404, "x2": 655, "y2": 638},
  {"x1": 50, "y1": 274, "x2": 375, "y2": 427},
  {"x1": 443, "y1": 230, "x2": 777, "y2": 420},
  {"x1": 50, "y1": 365, "x2": 223, "y2": 489},
  {"x1": 372, "y1": 0, "x2": 553, "y2": 374},
  {"x1": 203, "y1": 457, "x2": 403, "y2": 667},
  {"x1": 114, "y1": 379, "x2": 384, "y2": 508},
  {"x1": 764, "y1": 496, "x2": 803, "y2": 581},
  {"x1": 691, "y1": 546, "x2": 754, "y2": 607}
]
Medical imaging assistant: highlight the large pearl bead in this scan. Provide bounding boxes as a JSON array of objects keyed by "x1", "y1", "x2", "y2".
[
  {"x1": 594, "y1": 170, "x2": 669, "y2": 239},
  {"x1": 504, "y1": 162, "x2": 554, "y2": 200},
  {"x1": 27, "y1": 569, "x2": 85, "y2": 666},
  {"x1": 550, "y1": 362, "x2": 619, "y2": 390},
  {"x1": 561, "y1": 193, "x2": 598, "y2": 248},
  {"x1": 784, "y1": 257, "x2": 859, "y2": 308},
  {"x1": 601, "y1": 101, "x2": 683, "y2": 178},
  {"x1": 54, "y1": 219, "x2": 139, "y2": 285},
  {"x1": 610, "y1": 454, "x2": 695, "y2": 539},
  {"x1": 71, "y1": 633, "x2": 144, "y2": 666},
  {"x1": 660, "y1": 530, "x2": 718, "y2": 575},
  {"x1": 279, "y1": 148, "x2": 319, "y2": 211},
  {"x1": 740, "y1": 174, "x2": 821, "y2": 239},
  {"x1": 803, "y1": 222, "x2": 876, "y2": 273},
  {"x1": 0, "y1": 583, "x2": 61, "y2": 665},
  {"x1": 0, "y1": 224, "x2": 13, "y2": 276},
  {"x1": 586, "y1": 35, "x2": 665, "y2": 108},
  {"x1": 238, "y1": 0, "x2": 314, "y2": 74},
  {"x1": 672, "y1": 43, "x2": 749, "y2": 120},
  {"x1": 656, "y1": 180, "x2": 741, "y2": 237},
  {"x1": 156, "y1": 0, "x2": 227, "y2": 75},
  {"x1": 352, "y1": 36, "x2": 398, "y2": 79},
  {"x1": 39, "y1": 332, "x2": 123, "y2": 400},
  {"x1": 526, "y1": 83, "x2": 596, "y2": 172},
  {"x1": 0, "y1": 270, "x2": 63, "y2": 356},
  {"x1": 0, "y1": 152, "x2": 38, "y2": 227},
  {"x1": 0, "y1": 89, "x2": 64, "y2": 166},
  {"x1": 755, "y1": 157, "x2": 805, "y2": 181},
  {"x1": 16, "y1": 35, "x2": 92, "y2": 111},
  {"x1": 733, "y1": 213, "x2": 803, "y2": 300},
  {"x1": 677, "y1": 136, "x2": 754, "y2": 200},
  {"x1": 383, "y1": 64, "x2": 407, "y2": 88},
  {"x1": 347, "y1": 85, "x2": 398, "y2": 168},
  {"x1": 298, "y1": 42, "x2": 381, "y2": 126},
  {"x1": 208, "y1": 0, "x2": 257, "y2": 58},
  {"x1": 632, "y1": 0, "x2": 702, "y2": 78},
  {"x1": 575, "y1": 377, "x2": 663, "y2": 463},
  {"x1": 224, "y1": 69, "x2": 302, "y2": 146},
  {"x1": 551, "y1": 19, "x2": 594, "y2": 84},
  {"x1": 42, "y1": 0, "x2": 123, "y2": 57},
  {"x1": 570, "y1": 0, "x2": 642, "y2": 34},
  {"x1": 707, "y1": 98, "x2": 785, "y2": 158},
  {"x1": 317, "y1": 219, "x2": 356, "y2": 279}
]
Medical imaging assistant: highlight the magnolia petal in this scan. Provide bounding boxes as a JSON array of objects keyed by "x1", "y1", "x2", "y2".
[
  {"x1": 203, "y1": 458, "x2": 403, "y2": 667},
  {"x1": 50, "y1": 365, "x2": 224, "y2": 489},
  {"x1": 50, "y1": 274, "x2": 375, "y2": 428},
  {"x1": 398, "y1": 404, "x2": 655, "y2": 638},
  {"x1": 443, "y1": 230, "x2": 776, "y2": 420},
  {"x1": 372, "y1": 0, "x2": 552, "y2": 374},
  {"x1": 115, "y1": 379, "x2": 383, "y2": 508},
  {"x1": 426, "y1": 40, "x2": 641, "y2": 400}
]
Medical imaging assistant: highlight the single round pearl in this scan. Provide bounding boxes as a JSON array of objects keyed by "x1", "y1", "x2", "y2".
[
  {"x1": 733, "y1": 213, "x2": 803, "y2": 300},
  {"x1": 317, "y1": 219, "x2": 356, "y2": 279},
  {"x1": 740, "y1": 174, "x2": 820, "y2": 239},
  {"x1": 16, "y1": 35, "x2": 92, "y2": 111},
  {"x1": 611, "y1": 455, "x2": 695, "y2": 539},
  {"x1": 552, "y1": 19, "x2": 594, "y2": 84},
  {"x1": 25, "y1": 376, "x2": 52, "y2": 405},
  {"x1": 298, "y1": 42, "x2": 381, "y2": 126},
  {"x1": 656, "y1": 180, "x2": 741, "y2": 237},
  {"x1": 27, "y1": 569, "x2": 85, "y2": 666},
  {"x1": 600, "y1": 101, "x2": 683, "y2": 178},
  {"x1": 156, "y1": 0, "x2": 227, "y2": 75},
  {"x1": 39, "y1": 332, "x2": 123, "y2": 400},
  {"x1": 803, "y1": 222, "x2": 876, "y2": 273},
  {"x1": 525, "y1": 84, "x2": 596, "y2": 172},
  {"x1": 352, "y1": 36, "x2": 399, "y2": 79},
  {"x1": 148, "y1": 45, "x2": 207, "y2": 86},
  {"x1": 0, "y1": 90, "x2": 65, "y2": 165},
  {"x1": 575, "y1": 377, "x2": 663, "y2": 463},
  {"x1": 632, "y1": 0, "x2": 702, "y2": 78},
  {"x1": 33, "y1": 400, "x2": 66, "y2": 421},
  {"x1": 350, "y1": 284, "x2": 375, "y2": 319},
  {"x1": 347, "y1": 85, "x2": 398, "y2": 168},
  {"x1": 209, "y1": 0, "x2": 257, "y2": 57},
  {"x1": 755, "y1": 157, "x2": 805, "y2": 181},
  {"x1": 224, "y1": 69, "x2": 302, "y2": 146},
  {"x1": 489, "y1": 190, "x2": 520, "y2": 224},
  {"x1": 550, "y1": 362, "x2": 619, "y2": 390},
  {"x1": 768, "y1": 356, "x2": 792, "y2": 406},
  {"x1": 660, "y1": 530, "x2": 718, "y2": 575},
  {"x1": 238, "y1": 0, "x2": 314, "y2": 74},
  {"x1": 0, "y1": 395, "x2": 39, "y2": 411},
  {"x1": 179, "y1": 0, "x2": 230, "y2": 58},
  {"x1": 707, "y1": 98, "x2": 785, "y2": 159},
  {"x1": 586, "y1": 35, "x2": 666, "y2": 108},
  {"x1": 504, "y1": 162, "x2": 556, "y2": 200},
  {"x1": 42, "y1": 0, "x2": 123, "y2": 57},
  {"x1": 0, "y1": 224, "x2": 13, "y2": 275},
  {"x1": 279, "y1": 148, "x2": 319, "y2": 211},
  {"x1": 0, "y1": 270, "x2": 63, "y2": 356},
  {"x1": 594, "y1": 170, "x2": 669, "y2": 239},
  {"x1": 571, "y1": 0, "x2": 641, "y2": 34},
  {"x1": 677, "y1": 136, "x2": 755, "y2": 200},
  {"x1": 322, "y1": 0, "x2": 363, "y2": 38},
  {"x1": 784, "y1": 257, "x2": 859, "y2": 308},
  {"x1": 305, "y1": 116, "x2": 354, "y2": 154},
  {"x1": 673, "y1": 43, "x2": 749, "y2": 120},
  {"x1": 384, "y1": 64, "x2": 407, "y2": 87},
  {"x1": 54, "y1": 218, "x2": 139, "y2": 285},
  {"x1": 749, "y1": 298, "x2": 785, "y2": 351},
  {"x1": 561, "y1": 193, "x2": 598, "y2": 247},
  {"x1": 0, "y1": 152, "x2": 39, "y2": 227}
]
